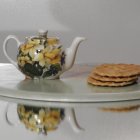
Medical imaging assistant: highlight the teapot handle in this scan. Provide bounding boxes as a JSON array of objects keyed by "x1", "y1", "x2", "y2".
[{"x1": 3, "y1": 35, "x2": 21, "y2": 68}]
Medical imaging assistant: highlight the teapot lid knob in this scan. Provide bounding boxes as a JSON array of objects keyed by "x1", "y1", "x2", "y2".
[{"x1": 38, "y1": 30, "x2": 48, "y2": 37}]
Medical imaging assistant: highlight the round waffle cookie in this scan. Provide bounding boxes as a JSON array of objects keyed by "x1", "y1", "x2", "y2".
[
  {"x1": 87, "y1": 77, "x2": 137, "y2": 87},
  {"x1": 100, "y1": 105, "x2": 140, "y2": 112},
  {"x1": 93, "y1": 64, "x2": 140, "y2": 77},
  {"x1": 90, "y1": 73, "x2": 138, "y2": 82}
]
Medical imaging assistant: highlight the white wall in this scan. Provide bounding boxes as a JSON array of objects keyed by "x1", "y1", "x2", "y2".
[{"x1": 1, "y1": 0, "x2": 140, "y2": 64}]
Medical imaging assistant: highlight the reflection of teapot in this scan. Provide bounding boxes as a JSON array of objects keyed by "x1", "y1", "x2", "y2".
[
  {"x1": 17, "y1": 78, "x2": 73, "y2": 93},
  {"x1": 17, "y1": 104, "x2": 65, "y2": 135},
  {"x1": 4, "y1": 103, "x2": 84, "y2": 135},
  {"x1": 3, "y1": 30, "x2": 85, "y2": 79}
]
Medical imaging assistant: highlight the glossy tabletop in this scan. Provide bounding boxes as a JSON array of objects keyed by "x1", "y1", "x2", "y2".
[{"x1": 0, "y1": 63, "x2": 140, "y2": 107}]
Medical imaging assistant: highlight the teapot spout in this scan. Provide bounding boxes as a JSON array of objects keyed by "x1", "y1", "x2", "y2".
[{"x1": 64, "y1": 37, "x2": 86, "y2": 71}]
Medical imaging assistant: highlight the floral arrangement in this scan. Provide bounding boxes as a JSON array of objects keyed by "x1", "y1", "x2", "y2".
[
  {"x1": 17, "y1": 35, "x2": 65, "y2": 79},
  {"x1": 17, "y1": 104, "x2": 65, "y2": 135}
]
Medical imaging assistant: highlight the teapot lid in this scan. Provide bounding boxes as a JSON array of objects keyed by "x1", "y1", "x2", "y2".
[
  {"x1": 38, "y1": 30, "x2": 48, "y2": 38},
  {"x1": 27, "y1": 30, "x2": 48, "y2": 40},
  {"x1": 25, "y1": 30, "x2": 60, "y2": 46}
]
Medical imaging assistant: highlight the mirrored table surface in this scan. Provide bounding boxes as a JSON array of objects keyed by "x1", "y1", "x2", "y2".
[
  {"x1": 0, "y1": 63, "x2": 140, "y2": 107},
  {"x1": 1, "y1": 64, "x2": 140, "y2": 140}
]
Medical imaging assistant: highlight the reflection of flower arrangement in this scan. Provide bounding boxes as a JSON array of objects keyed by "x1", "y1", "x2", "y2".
[
  {"x1": 17, "y1": 104, "x2": 65, "y2": 135},
  {"x1": 17, "y1": 36, "x2": 65, "y2": 79}
]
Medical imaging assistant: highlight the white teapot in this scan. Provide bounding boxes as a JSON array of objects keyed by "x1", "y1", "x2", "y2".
[{"x1": 3, "y1": 30, "x2": 85, "y2": 79}]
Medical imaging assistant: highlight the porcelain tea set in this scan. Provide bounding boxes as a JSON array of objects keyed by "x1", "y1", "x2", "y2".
[
  {"x1": 3, "y1": 30, "x2": 85, "y2": 79},
  {"x1": 4, "y1": 103, "x2": 84, "y2": 135}
]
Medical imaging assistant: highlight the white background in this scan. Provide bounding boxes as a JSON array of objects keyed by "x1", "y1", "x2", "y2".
[
  {"x1": 0, "y1": 0, "x2": 140, "y2": 140},
  {"x1": 1, "y1": 0, "x2": 140, "y2": 64}
]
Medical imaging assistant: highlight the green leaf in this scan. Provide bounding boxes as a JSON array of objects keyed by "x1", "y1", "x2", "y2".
[
  {"x1": 54, "y1": 64, "x2": 62, "y2": 71},
  {"x1": 43, "y1": 71, "x2": 52, "y2": 78}
]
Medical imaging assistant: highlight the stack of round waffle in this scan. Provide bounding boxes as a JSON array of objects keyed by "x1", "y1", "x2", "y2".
[{"x1": 87, "y1": 64, "x2": 140, "y2": 87}]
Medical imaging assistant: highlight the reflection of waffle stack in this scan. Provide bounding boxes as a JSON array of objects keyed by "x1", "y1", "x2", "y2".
[{"x1": 87, "y1": 64, "x2": 140, "y2": 87}]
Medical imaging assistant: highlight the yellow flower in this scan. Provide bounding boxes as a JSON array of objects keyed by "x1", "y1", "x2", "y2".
[
  {"x1": 45, "y1": 58, "x2": 51, "y2": 64},
  {"x1": 25, "y1": 44, "x2": 34, "y2": 49},
  {"x1": 33, "y1": 53, "x2": 46, "y2": 67},
  {"x1": 50, "y1": 55, "x2": 61, "y2": 64},
  {"x1": 29, "y1": 48, "x2": 35, "y2": 58},
  {"x1": 17, "y1": 55, "x2": 33, "y2": 67},
  {"x1": 33, "y1": 53, "x2": 44, "y2": 61},
  {"x1": 20, "y1": 39, "x2": 40, "y2": 55},
  {"x1": 28, "y1": 39, "x2": 40, "y2": 45},
  {"x1": 39, "y1": 60, "x2": 45, "y2": 67},
  {"x1": 47, "y1": 38, "x2": 59, "y2": 46},
  {"x1": 45, "y1": 52, "x2": 56, "y2": 59},
  {"x1": 51, "y1": 111, "x2": 60, "y2": 119},
  {"x1": 52, "y1": 48, "x2": 61, "y2": 55},
  {"x1": 19, "y1": 43, "x2": 33, "y2": 56},
  {"x1": 44, "y1": 48, "x2": 61, "y2": 59}
]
